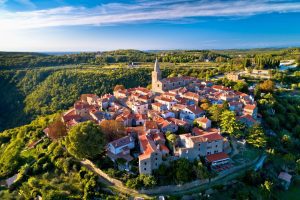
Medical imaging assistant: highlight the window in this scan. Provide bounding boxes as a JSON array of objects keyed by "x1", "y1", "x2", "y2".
[
  {"x1": 144, "y1": 168, "x2": 146, "y2": 171},
  {"x1": 144, "y1": 162, "x2": 147, "y2": 165},
  {"x1": 155, "y1": 158, "x2": 158, "y2": 160},
  {"x1": 157, "y1": 84, "x2": 159, "y2": 87},
  {"x1": 207, "y1": 152, "x2": 210, "y2": 155}
]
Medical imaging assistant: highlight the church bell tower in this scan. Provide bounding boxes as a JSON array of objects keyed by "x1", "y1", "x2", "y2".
[{"x1": 152, "y1": 58, "x2": 162, "y2": 83}]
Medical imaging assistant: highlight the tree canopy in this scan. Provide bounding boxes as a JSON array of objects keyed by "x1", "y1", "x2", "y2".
[
  {"x1": 220, "y1": 110, "x2": 242, "y2": 135},
  {"x1": 65, "y1": 121, "x2": 106, "y2": 159},
  {"x1": 99, "y1": 120, "x2": 126, "y2": 142},
  {"x1": 246, "y1": 125, "x2": 267, "y2": 148},
  {"x1": 259, "y1": 80, "x2": 275, "y2": 93}
]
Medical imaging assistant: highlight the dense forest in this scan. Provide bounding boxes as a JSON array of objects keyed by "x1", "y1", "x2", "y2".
[{"x1": 0, "y1": 68, "x2": 151, "y2": 131}]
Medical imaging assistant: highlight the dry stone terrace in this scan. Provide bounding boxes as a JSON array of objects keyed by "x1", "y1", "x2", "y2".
[{"x1": 51, "y1": 59, "x2": 261, "y2": 175}]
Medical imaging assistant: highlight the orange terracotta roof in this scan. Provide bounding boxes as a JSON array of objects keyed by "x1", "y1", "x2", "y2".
[
  {"x1": 190, "y1": 135, "x2": 207, "y2": 143},
  {"x1": 163, "y1": 92, "x2": 177, "y2": 97},
  {"x1": 133, "y1": 114, "x2": 147, "y2": 120},
  {"x1": 184, "y1": 92, "x2": 199, "y2": 99},
  {"x1": 202, "y1": 133, "x2": 224, "y2": 142},
  {"x1": 237, "y1": 114, "x2": 256, "y2": 123},
  {"x1": 244, "y1": 104, "x2": 256, "y2": 111},
  {"x1": 212, "y1": 85, "x2": 231, "y2": 91},
  {"x1": 153, "y1": 132, "x2": 165, "y2": 142},
  {"x1": 138, "y1": 134, "x2": 156, "y2": 159},
  {"x1": 172, "y1": 103, "x2": 186, "y2": 110},
  {"x1": 152, "y1": 102, "x2": 163, "y2": 107},
  {"x1": 144, "y1": 121, "x2": 158, "y2": 130},
  {"x1": 160, "y1": 144, "x2": 170, "y2": 153},
  {"x1": 74, "y1": 101, "x2": 90, "y2": 110},
  {"x1": 195, "y1": 117, "x2": 209, "y2": 124},
  {"x1": 167, "y1": 118, "x2": 188, "y2": 126},
  {"x1": 206, "y1": 152, "x2": 229, "y2": 162},
  {"x1": 186, "y1": 105, "x2": 204, "y2": 114},
  {"x1": 63, "y1": 108, "x2": 81, "y2": 122},
  {"x1": 156, "y1": 96, "x2": 174, "y2": 103}
]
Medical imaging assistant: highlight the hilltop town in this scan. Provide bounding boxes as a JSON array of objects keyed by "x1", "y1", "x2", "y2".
[
  {"x1": 48, "y1": 59, "x2": 260, "y2": 176},
  {"x1": 0, "y1": 49, "x2": 299, "y2": 199}
]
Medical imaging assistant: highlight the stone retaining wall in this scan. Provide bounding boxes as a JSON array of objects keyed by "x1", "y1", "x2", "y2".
[{"x1": 81, "y1": 156, "x2": 260, "y2": 196}]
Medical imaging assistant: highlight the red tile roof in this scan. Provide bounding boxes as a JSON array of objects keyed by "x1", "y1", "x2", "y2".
[
  {"x1": 138, "y1": 133, "x2": 156, "y2": 159},
  {"x1": 244, "y1": 104, "x2": 256, "y2": 111},
  {"x1": 144, "y1": 121, "x2": 158, "y2": 130},
  {"x1": 195, "y1": 117, "x2": 210, "y2": 124},
  {"x1": 160, "y1": 144, "x2": 170, "y2": 154},
  {"x1": 183, "y1": 92, "x2": 199, "y2": 99},
  {"x1": 202, "y1": 133, "x2": 224, "y2": 142},
  {"x1": 167, "y1": 118, "x2": 188, "y2": 126},
  {"x1": 206, "y1": 152, "x2": 229, "y2": 162},
  {"x1": 152, "y1": 102, "x2": 163, "y2": 107},
  {"x1": 212, "y1": 85, "x2": 231, "y2": 91},
  {"x1": 74, "y1": 101, "x2": 90, "y2": 110},
  {"x1": 156, "y1": 96, "x2": 174, "y2": 103},
  {"x1": 186, "y1": 105, "x2": 204, "y2": 114}
]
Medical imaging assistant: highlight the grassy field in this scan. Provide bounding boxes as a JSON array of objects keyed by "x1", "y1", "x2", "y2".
[
  {"x1": 231, "y1": 147, "x2": 261, "y2": 165},
  {"x1": 277, "y1": 180, "x2": 300, "y2": 200}
]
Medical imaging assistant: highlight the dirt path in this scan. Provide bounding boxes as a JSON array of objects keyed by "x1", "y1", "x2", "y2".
[{"x1": 80, "y1": 160, "x2": 151, "y2": 199}]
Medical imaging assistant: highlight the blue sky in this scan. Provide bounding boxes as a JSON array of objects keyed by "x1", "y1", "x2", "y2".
[{"x1": 0, "y1": 0, "x2": 300, "y2": 51}]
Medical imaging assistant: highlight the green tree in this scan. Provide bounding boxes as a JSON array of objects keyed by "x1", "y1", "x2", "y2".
[
  {"x1": 233, "y1": 81, "x2": 248, "y2": 92},
  {"x1": 261, "y1": 180, "x2": 273, "y2": 198},
  {"x1": 174, "y1": 158, "x2": 193, "y2": 184},
  {"x1": 246, "y1": 125, "x2": 267, "y2": 148},
  {"x1": 220, "y1": 110, "x2": 241, "y2": 136},
  {"x1": 208, "y1": 104, "x2": 223, "y2": 123},
  {"x1": 259, "y1": 80, "x2": 275, "y2": 93},
  {"x1": 65, "y1": 121, "x2": 106, "y2": 159},
  {"x1": 296, "y1": 159, "x2": 300, "y2": 175},
  {"x1": 166, "y1": 133, "x2": 177, "y2": 147},
  {"x1": 193, "y1": 161, "x2": 208, "y2": 179}
]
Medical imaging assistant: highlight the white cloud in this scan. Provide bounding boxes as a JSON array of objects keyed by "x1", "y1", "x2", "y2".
[{"x1": 0, "y1": 0, "x2": 300, "y2": 30}]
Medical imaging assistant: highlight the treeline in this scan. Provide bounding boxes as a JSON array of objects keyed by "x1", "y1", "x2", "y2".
[
  {"x1": 254, "y1": 56, "x2": 280, "y2": 69},
  {"x1": 0, "y1": 50, "x2": 225, "y2": 69},
  {"x1": 1, "y1": 48, "x2": 298, "y2": 69},
  {"x1": 159, "y1": 50, "x2": 227, "y2": 63},
  {"x1": 0, "y1": 52, "x2": 94, "y2": 69}
]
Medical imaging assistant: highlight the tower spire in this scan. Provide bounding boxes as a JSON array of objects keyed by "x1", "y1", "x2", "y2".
[{"x1": 154, "y1": 57, "x2": 160, "y2": 72}]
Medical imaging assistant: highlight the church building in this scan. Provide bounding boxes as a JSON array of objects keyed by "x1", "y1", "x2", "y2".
[{"x1": 151, "y1": 58, "x2": 197, "y2": 93}]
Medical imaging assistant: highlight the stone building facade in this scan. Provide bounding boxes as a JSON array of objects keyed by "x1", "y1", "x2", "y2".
[{"x1": 151, "y1": 58, "x2": 197, "y2": 93}]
